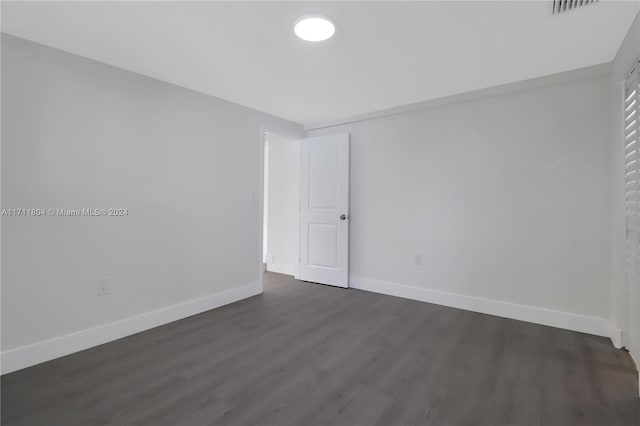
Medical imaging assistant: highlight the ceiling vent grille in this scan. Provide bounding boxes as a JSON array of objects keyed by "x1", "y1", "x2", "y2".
[{"x1": 553, "y1": 0, "x2": 598, "y2": 14}]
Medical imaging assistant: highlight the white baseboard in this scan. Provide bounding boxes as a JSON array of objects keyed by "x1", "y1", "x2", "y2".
[
  {"x1": 350, "y1": 276, "x2": 612, "y2": 339},
  {"x1": 266, "y1": 262, "x2": 295, "y2": 276},
  {"x1": 629, "y1": 347, "x2": 640, "y2": 390},
  {"x1": 609, "y1": 326, "x2": 623, "y2": 349},
  {"x1": 1, "y1": 281, "x2": 261, "y2": 375}
]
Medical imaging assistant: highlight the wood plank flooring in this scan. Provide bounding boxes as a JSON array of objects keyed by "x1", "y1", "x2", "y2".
[{"x1": 2, "y1": 272, "x2": 639, "y2": 425}]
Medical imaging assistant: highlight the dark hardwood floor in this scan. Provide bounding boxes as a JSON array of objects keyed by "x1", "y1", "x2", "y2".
[{"x1": 2, "y1": 272, "x2": 639, "y2": 426}]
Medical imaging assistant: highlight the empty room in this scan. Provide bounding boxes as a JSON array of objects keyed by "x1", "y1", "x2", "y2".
[{"x1": 1, "y1": 1, "x2": 640, "y2": 425}]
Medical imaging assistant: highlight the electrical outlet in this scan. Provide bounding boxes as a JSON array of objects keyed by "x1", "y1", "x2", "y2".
[
  {"x1": 415, "y1": 254, "x2": 423, "y2": 266},
  {"x1": 97, "y1": 278, "x2": 110, "y2": 296}
]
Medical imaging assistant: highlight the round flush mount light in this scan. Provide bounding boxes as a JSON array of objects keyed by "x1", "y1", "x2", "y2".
[{"x1": 294, "y1": 14, "x2": 336, "y2": 42}]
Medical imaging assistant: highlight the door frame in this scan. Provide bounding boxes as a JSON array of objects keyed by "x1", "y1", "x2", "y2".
[{"x1": 258, "y1": 124, "x2": 304, "y2": 291}]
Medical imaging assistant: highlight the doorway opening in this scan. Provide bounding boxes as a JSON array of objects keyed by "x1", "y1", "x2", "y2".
[{"x1": 262, "y1": 131, "x2": 300, "y2": 278}]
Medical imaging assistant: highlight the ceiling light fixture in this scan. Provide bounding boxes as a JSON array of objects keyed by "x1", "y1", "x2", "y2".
[{"x1": 294, "y1": 14, "x2": 335, "y2": 42}]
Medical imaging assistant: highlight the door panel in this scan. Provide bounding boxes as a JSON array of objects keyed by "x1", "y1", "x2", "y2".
[
  {"x1": 308, "y1": 224, "x2": 338, "y2": 268},
  {"x1": 299, "y1": 133, "x2": 350, "y2": 287},
  {"x1": 309, "y1": 143, "x2": 339, "y2": 209}
]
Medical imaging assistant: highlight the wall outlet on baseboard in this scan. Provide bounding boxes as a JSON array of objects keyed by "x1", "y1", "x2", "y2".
[
  {"x1": 415, "y1": 254, "x2": 423, "y2": 266},
  {"x1": 97, "y1": 278, "x2": 110, "y2": 296}
]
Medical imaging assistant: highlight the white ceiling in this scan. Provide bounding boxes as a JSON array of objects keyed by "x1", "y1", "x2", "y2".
[{"x1": 2, "y1": 1, "x2": 638, "y2": 125}]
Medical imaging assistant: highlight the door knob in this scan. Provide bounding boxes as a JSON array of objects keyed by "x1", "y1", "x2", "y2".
[{"x1": 340, "y1": 214, "x2": 347, "y2": 220}]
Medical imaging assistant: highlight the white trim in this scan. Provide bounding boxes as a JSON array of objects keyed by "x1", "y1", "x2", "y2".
[
  {"x1": 1, "y1": 282, "x2": 261, "y2": 374},
  {"x1": 611, "y1": 80, "x2": 628, "y2": 352},
  {"x1": 610, "y1": 326, "x2": 623, "y2": 349},
  {"x1": 350, "y1": 276, "x2": 613, "y2": 339},
  {"x1": 266, "y1": 262, "x2": 296, "y2": 276},
  {"x1": 262, "y1": 138, "x2": 270, "y2": 264},
  {"x1": 305, "y1": 63, "x2": 612, "y2": 131}
]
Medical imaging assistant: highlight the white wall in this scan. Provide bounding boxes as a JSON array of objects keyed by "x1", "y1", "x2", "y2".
[
  {"x1": 265, "y1": 133, "x2": 300, "y2": 276},
  {"x1": 0, "y1": 35, "x2": 303, "y2": 371},
  {"x1": 1, "y1": 28, "x2": 630, "y2": 374},
  {"x1": 308, "y1": 72, "x2": 613, "y2": 335},
  {"x1": 610, "y1": 11, "x2": 640, "y2": 358}
]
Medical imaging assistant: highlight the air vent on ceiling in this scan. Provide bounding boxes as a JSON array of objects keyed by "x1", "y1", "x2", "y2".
[{"x1": 553, "y1": 0, "x2": 598, "y2": 14}]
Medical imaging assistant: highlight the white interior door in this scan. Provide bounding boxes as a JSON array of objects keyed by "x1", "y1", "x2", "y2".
[{"x1": 299, "y1": 133, "x2": 350, "y2": 288}]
